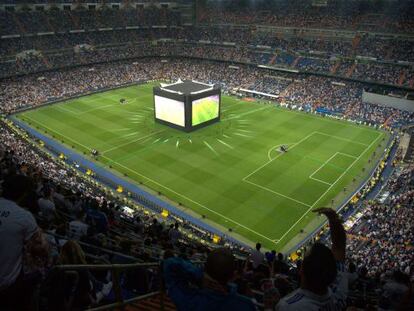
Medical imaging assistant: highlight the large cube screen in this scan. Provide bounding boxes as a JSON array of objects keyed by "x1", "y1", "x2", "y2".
[
  {"x1": 192, "y1": 95, "x2": 219, "y2": 126},
  {"x1": 154, "y1": 95, "x2": 185, "y2": 127}
]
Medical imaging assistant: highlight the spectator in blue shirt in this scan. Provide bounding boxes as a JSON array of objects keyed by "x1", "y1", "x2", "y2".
[
  {"x1": 163, "y1": 248, "x2": 256, "y2": 311},
  {"x1": 85, "y1": 199, "x2": 108, "y2": 234}
]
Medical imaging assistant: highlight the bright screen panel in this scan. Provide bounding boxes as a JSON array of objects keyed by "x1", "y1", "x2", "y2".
[
  {"x1": 154, "y1": 95, "x2": 185, "y2": 127},
  {"x1": 192, "y1": 95, "x2": 219, "y2": 126}
]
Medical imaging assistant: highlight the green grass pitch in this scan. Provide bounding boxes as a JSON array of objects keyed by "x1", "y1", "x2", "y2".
[{"x1": 16, "y1": 82, "x2": 388, "y2": 250}]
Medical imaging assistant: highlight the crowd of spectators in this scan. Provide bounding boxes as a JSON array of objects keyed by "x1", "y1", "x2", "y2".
[
  {"x1": 1, "y1": 40, "x2": 413, "y2": 89},
  {"x1": 0, "y1": 61, "x2": 412, "y2": 311},
  {"x1": 0, "y1": 6, "x2": 180, "y2": 36},
  {"x1": 2, "y1": 23, "x2": 414, "y2": 63},
  {"x1": 2, "y1": 58, "x2": 413, "y2": 128},
  {"x1": 198, "y1": 0, "x2": 414, "y2": 33},
  {"x1": 2, "y1": 32, "x2": 414, "y2": 88},
  {"x1": 1, "y1": 5, "x2": 414, "y2": 88},
  {"x1": 347, "y1": 166, "x2": 413, "y2": 278},
  {"x1": 0, "y1": 3, "x2": 413, "y2": 309},
  {"x1": 0, "y1": 122, "x2": 218, "y2": 310},
  {"x1": 279, "y1": 76, "x2": 413, "y2": 127}
]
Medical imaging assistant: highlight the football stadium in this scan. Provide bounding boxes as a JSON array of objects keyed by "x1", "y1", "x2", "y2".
[{"x1": 0, "y1": 1, "x2": 413, "y2": 310}]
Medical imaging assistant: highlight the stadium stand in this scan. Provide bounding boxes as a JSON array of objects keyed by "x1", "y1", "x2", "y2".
[{"x1": 0, "y1": 1, "x2": 413, "y2": 310}]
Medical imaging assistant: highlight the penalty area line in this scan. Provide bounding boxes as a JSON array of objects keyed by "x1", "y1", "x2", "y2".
[
  {"x1": 244, "y1": 179, "x2": 312, "y2": 208},
  {"x1": 274, "y1": 131, "x2": 384, "y2": 245}
]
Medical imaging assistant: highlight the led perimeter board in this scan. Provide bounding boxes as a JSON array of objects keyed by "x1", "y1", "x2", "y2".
[{"x1": 153, "y1": 80, "x2": 221, "y2": 132}]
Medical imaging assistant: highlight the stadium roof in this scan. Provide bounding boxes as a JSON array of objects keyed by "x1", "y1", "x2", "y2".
[{"x1": 162, "y1": 80, "x2": 213, "y2": 94}]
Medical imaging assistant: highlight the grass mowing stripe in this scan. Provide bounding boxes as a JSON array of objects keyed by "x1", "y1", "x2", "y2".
[
  {"x1": 217, "y1": 139, "x2": 234, "y2": 149},
  {"x1": 204, "y1": 141, "x2": 219, "y2": 155},
  {"x1": 222, "y1": 105, "x2": 272, "y2": 121},
  {"x1": 102, "y1": 130, "x2": 166, "y2": 154}
]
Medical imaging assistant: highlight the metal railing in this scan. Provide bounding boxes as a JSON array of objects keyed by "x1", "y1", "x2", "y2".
[{"x1": 53, "y1": 262, "x2": 164, "y2": 311}]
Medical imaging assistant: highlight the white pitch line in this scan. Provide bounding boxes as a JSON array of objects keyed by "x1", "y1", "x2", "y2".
[
  {"x1": 55, "y1": 105, "x2": 79, "y2": 115},
  {"x1": 77, "y1": 104, "x2": 116, "y2": 115},
  {"x1": 222, "y1": 134, "x2": 231, "y2": 138},
  {"x1": 267, "y1": 143, "x2": 294, "y2": 161},
  {"x1": 233, "y1": 133, "x2": 253, "y2": 138},
  {"x1": 338, "y1": 152, "x2": 358, "y2": 159},
  {"x1": 102, "y1": 129, "x2": 166, "y2": 154},
  {"x1": 310, "y1": 176, "x2": 332, "y2": 186},
  {"x1": 99, "y1": 154, "x2": 277, "y2": 244},
  {"x1": 188, "y1": 139, "x2": 192, "y2": 144},
  {"x1": 176, "y1": 140, "x2": 180, "y2": 148},
  {"x1": 217, "y1": 139, "x2": 234, "y2": 149},
  {"x1": 315, "y1": 131, "x2": 370, "y2": 146},
  {"x1": 309, "y1": 153, "x2": 339, "y2": 180},
  {"x1": 141, "y1": 136, "x2": 155, "y2": 143},
  {"x1": 237, "y1": 129, "x2": 253, "y2": 133},
  {"x1": 272, "y1": 105, "x2": 380, "y2": 134},
  {"x1": 204, "y1": 141, "x2": 219, "y2": 155},
  {"x1": 164, "y1": 138, "x2": 169, "y2": 143},
  {"x1": 22, "y1": 115, "x2": 94, "y2": 151},
  {"x1": 120, "y1": 131, "x2": 139, "y2": 138},
  {"x1": 275, "y1": 132, "x2": 384, "y2": 244},
  {"x1": 223, "y1": 106, "x2": 271, "y2": 121},
  {"x1": 244, "y1": 131, "x2": 316, "y2": 181},
  {"x1": 244, "y1": 179, "x2": 312, "y2": 207},
  {"x1": 111, "y1": 128, "x2": 134, "y2": 132},
  {"x1": 153, "y1": 138, "x2": 161, "y2": 144}
]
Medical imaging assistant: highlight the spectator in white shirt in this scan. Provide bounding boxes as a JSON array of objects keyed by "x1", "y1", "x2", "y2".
[
  {"x1": 276, "y1": 208, "x2": 348, "y2": 311},
  {"x1": 68, "y1": 210, "x2": 89, "y2": 240},
  {"x1": 0, "y1": 174, "x2": 49, "y2": 311},
  {"x1": 250, "y1": 242, "x2": 265, "y2": 269},
  {"x1": 38, "y1": 187, "x2": 56, "y2": 221}
]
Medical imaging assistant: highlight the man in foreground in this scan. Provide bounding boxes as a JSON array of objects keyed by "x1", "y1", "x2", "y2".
[
  {"x1": 276, "y1": 207, "x2": 347, "y2": 310},
  {"x1": 0, "y1": 174, "x2": 49, "y2": 311}
]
